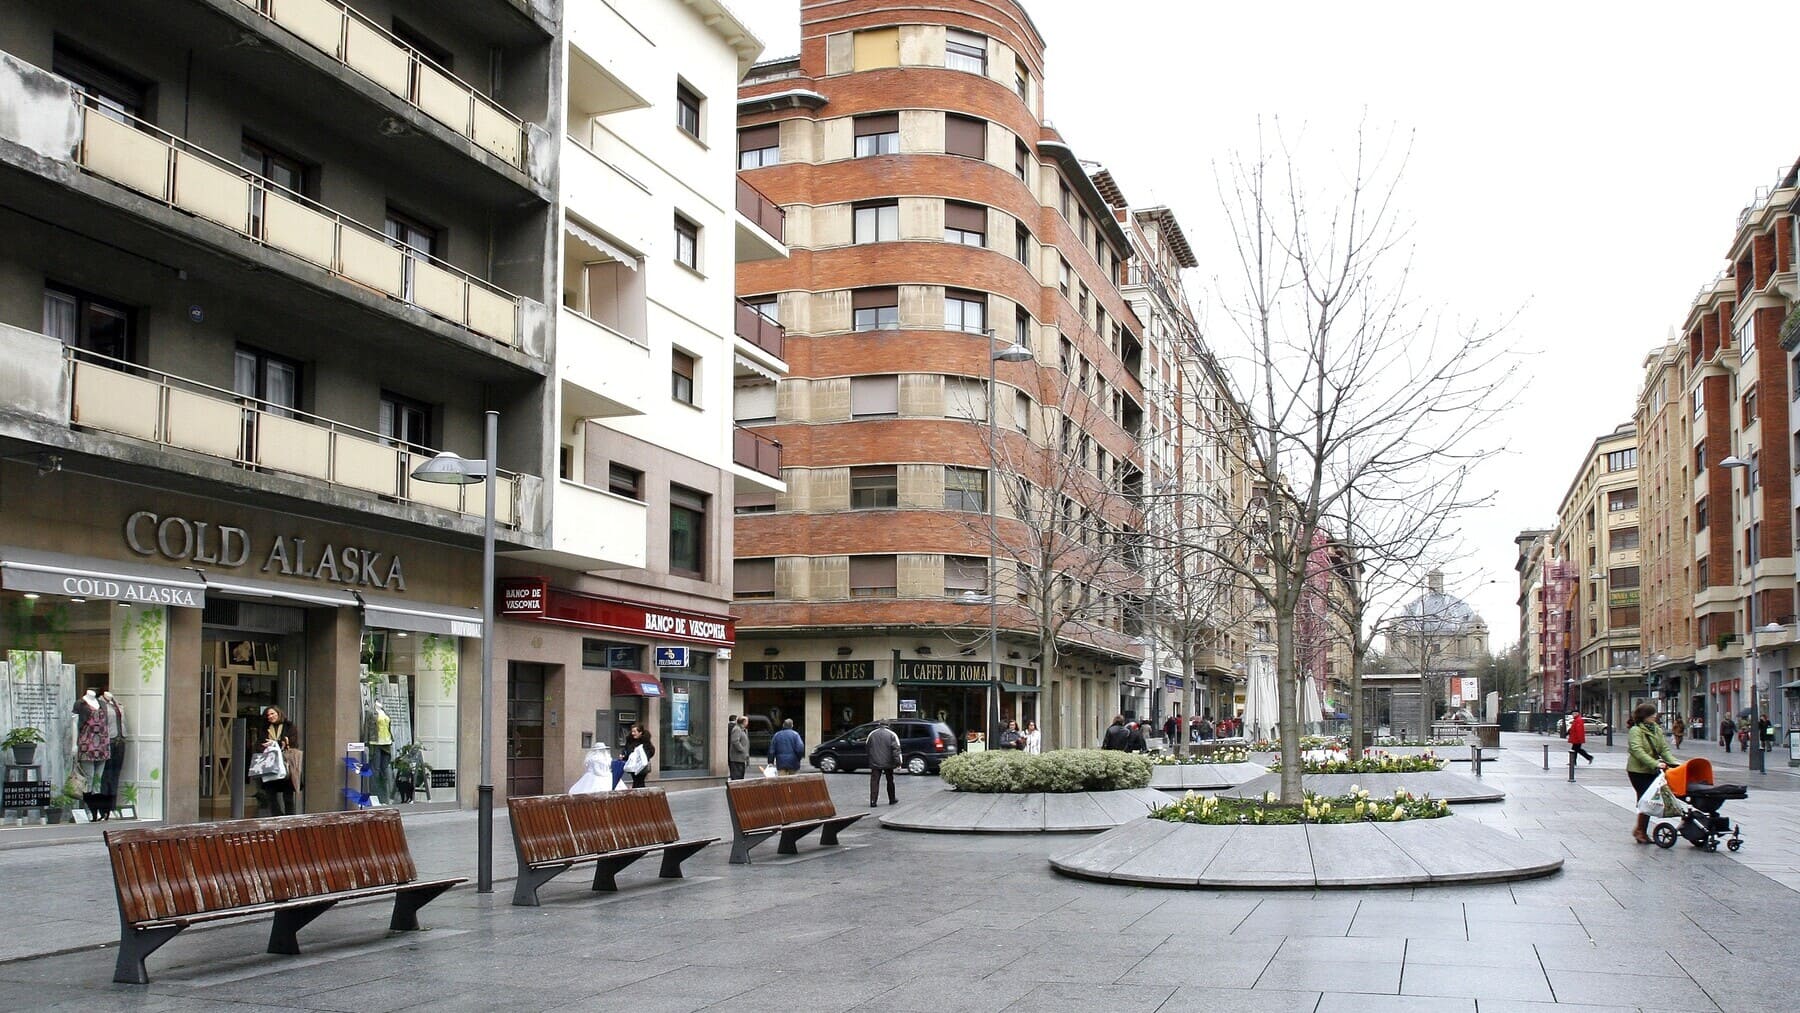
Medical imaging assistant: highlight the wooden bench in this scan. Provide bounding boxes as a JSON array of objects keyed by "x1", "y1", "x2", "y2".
[
  {"x1": 104, "y1": 809, "x2": 461, "y2": 984},
  {"x1": 725, "y1": 773, "x2": 865, "y2": 865},
  {"x1": 508, "y1": 788, "x2": 715, "y2": 906}
]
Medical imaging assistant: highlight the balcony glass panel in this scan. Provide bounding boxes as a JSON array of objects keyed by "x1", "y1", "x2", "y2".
[
  {"x1": 172, "y1": 151, "x2": 250, "y2": 231},
  {"x1": 343, "y1": 18, "x2": 410, "y2": 96}
]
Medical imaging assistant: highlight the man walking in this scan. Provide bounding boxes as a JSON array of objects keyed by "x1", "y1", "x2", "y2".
[
  {"x1": 727, "y1": 714, "x2": 750, "y2": 780},
  {"x1": 1566, "y1": 710, "x2": 1594, "y2": 764},
  {"x1": 1101, "y1": 714, "x2": 1131, "y2": 750},
  {"x1": 866, "y1": 720, "x2": 902, "y2": 807},
  {"x1": 768, "y1": 718, "x2": 805, "y2": 775},
  {"x1": 1720, "y1": 715, "x2": 1736, "y2": 753}
]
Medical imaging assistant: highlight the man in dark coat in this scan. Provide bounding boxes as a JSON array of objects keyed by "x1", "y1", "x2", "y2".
[
  {"x1": 1100, "y1": 715, "x2": 1131, "y2": 750},
  {"x1": 866, "y1": 721, "x2": 903, "y2": 807},
  {"x1": 1124, "y1": 722, "x2": 1148, "y2": 753}
]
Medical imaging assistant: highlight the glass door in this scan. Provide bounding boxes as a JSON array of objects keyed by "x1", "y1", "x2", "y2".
[{"x1": 506, "y1": 663, "x2": 545, "y2": 797}]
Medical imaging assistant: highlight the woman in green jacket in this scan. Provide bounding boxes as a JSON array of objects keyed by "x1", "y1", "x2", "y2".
[{"x1": 1626, "y1": 702, "x2": 1679, "y2": 844}]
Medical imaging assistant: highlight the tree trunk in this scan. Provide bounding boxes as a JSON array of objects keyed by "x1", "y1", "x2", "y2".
[
  {"x1": 1276, "y1": 604, "x2": 1303, "y2": 803},
  {"x1": 1349, "y1": 639, "x2": 1367, "y2": 759}
]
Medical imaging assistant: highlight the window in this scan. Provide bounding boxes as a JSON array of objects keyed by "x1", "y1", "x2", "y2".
[
  {"x1": 1610, "y1": 527, "x2": 1640, "y2": 551},
  {"x1": 734, "y1": 559, "x2": 775, "y2": 599},
  {"x1": 673, "y1": 214, "x2": 699, "y2": 269},
  {"x1": 736, "y1": 491, "x2": 775, "y2": 514},
  {"x1": 943, "y1": 376, "x2": 987, "y2": 421},
  {"x1": 854, "y1": 201, "x2": 899, "y2": 244},
  {"x1": 848, "y1": 555, "x2": 897, "y2": 597},
  {"x1": 1015, "y1": 224, "x2": 1031, "y2": 263},
  {"x1": 1014, "y1": 141, "x2": 1030, "y2": 182},
  {"x1": 384, "y1": 208, "x2": 438, "y2": 300},
  {"x1": 1605, "y1": 447, "x2": 1636, "y2": 472},
  {"x1": 1058, "y1": 335, "x2": 1074, "y2": 374},
  {"x1": 1014, "y1": 57, "x2": 1029, "y2": 101},
  {"x1": 1015, "y1": 309, "x2": 1031, "y2": 349},
  {"x1": 1058, "y1": 259, "x2": 1072, "y2": 297},
  {"x1": 945, "y1": 466, "x2": 987, "y2": 511},
  {"x1": 852, "y1": 287, "x2": 899, "y2": 331},
  {"x1": 244, "y1": 138, "x2": 313, "y2": 241},
  {"x1": 1695, "y1": 497, "x2": 1708, "y2": 531},
  {"x1": 945, "y1": 289, "x2": 986, "y2": 333},
  {"x1": 1059, "y1": 182, "x2": 1073, "y2": 219},
  {"x1": 1742, "y1": 386, "x2": 1758, "y2": 426},
  {"x1": 745, "y1": 296, "x2": 779, "y2": 323},
  {"x1": 233, "y1": 345, "x2": 301, "y2": 416},
  {"x1": 734, "y1": 381, "x2": 776, "y2": 422},
  {"x1": 945, "y1": 201, "x2": 986, "y2": 246},
  {"x1": 1607, "y1": 488, "x2": 1638, "y2": 512},
  {"x1": 944, "y1": 114, "x2": 986, "y2": 160},
  {"x1": 1609, "y1": 565, "x2": 1640, "y2": 589},
  {"x1": 738, "y1": 124, "x2": 779, "y2": 168},
  {"x1": 1792, "y1": 356, "x2": 1800, "y2": 400},
  {"x1": 849, "y1": 375, "x2": 899, "y2": 417},
  {"x1": 1692, "y1": 386, "x2": 1704, "y2": 417},
  {"x1": 42, "y1": 284, "x2": 133, "y2": 362},
  {"x1": 850, "y1": 466, "x2": 897, "y2": 509},
  {"x1": 379, "y1": 392, "x2": 433, "y2": 453},
  {"x1": 852, "y1": 27, "x2": 900, "y2": 70},
  {"x1": 53, "y1": 42, "x2": 149, "y2": 123},
  {"x1": 675, "y1": 82, "x2": 702, "y2": 138},
  {"x1": 945, "y1": 555, "x2": 988, "y2": 594},
  {"x1": 945, "y1": 28, "x2": 987, "y2": 74},
  {"x1": 609, "y1": 463, "x2": 643, "y2": 500},
  {"x1": 1694, "y1": 443, "x2": 1706, "y2": 472},
  {"x1": 669, "y1": 484, "x2": 707, "y2": 577},
  {"x1": 391, "y1": 19, "x2": 453, "y2": 68},
  {"x1": 671, "y1": 349, "x2": 696, "y2": 405},
  {"x1": 853, "y1": 113, "x2": 899, "y2": 157}
]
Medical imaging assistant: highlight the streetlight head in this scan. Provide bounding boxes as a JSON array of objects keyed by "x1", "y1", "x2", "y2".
[
  {"x1": 410, "y1": 451, "x2": 487, "y2": 485},
  {"x1": 992, "y1": 343, "x2": 1033, "y2": 363},
  {"x1": 1718, "y1": 455, "x2": 1749, "y2": 470}
]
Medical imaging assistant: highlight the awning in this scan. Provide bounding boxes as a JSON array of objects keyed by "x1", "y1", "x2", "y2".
[
  {"x1": 204, "y1": 573, "x2": 357, "y2": 609},
  {"x1": 1780, "y1": 680, "x2": 1800, "y2": 691},
  {"x1": 999, "y1": 682, "x2": 1040, "y2": 694},
  {"x1": 360, "y1": 593, "x2": 482, "y2": 639},
  {"x1": 564, "y1": 216, "x2": 639, "y2": 271},
  {"x1": 611, "y1": 670, "x2": 664, "y2": 697},
  {"x1": 735, "y1": 352, "x2": 781, "y2": 381},
  {"x1": 0, "y1": 546, "x2": 206, "y2": 608}
]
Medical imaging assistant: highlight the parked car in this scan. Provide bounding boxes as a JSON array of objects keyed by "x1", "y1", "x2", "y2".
[
  {"x1": 1555, "y1": 714, "x2": 1610, "y2": 736},
  {"x1": 810, "y1": 720, "x2": 958, "y2": 775}
]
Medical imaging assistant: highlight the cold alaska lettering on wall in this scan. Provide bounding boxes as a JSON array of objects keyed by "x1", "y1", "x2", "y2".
[{"x1": 124, "y1": 511, "x2": 407, "y2": 591}]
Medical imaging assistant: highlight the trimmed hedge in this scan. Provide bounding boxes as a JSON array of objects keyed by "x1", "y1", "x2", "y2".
[{"x1": 939, "y1": 748, "x2": 1152, "y2": 793}]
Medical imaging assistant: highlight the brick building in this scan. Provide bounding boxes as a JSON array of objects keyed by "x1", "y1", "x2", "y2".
[
  {"x1": 1633, "y1": 339, "x2": 1696, "y2": 719},
  {"x1": 1555, "y1": 423, "x2": 1642, "y2": 728}
]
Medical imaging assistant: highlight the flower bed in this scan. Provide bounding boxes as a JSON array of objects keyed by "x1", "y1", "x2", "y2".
[
  {"x1": 1248, "y1": 735, "x2": 1344, "y2": 752},
  {"x1": 1373, "y1": 736, "x2": 1466, "y2": 748},
  {"x1": 1267, "y1": 751, "x2": 1445, "y2": 774},
  {"x1": 939, "y1": 748, "x2": 1151, "y2": 793},
  {"x1": 1150, "y1": 748, "x2": 1250, "y2": 765},
  {"x1": 1151, "y1": 787, "x2": 1450, "y2": 825}
]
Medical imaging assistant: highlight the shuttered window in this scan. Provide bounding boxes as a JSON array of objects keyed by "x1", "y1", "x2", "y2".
[
  {"x1": 945, "y1": 114, "x2": 986, "y2": 159},
  {"x1": 850, "y1": 375, "x2": 899, "y2": 417},
  {"x1": 738, "y1": 124, "x2": 779, "y2": 168},
  {"x1": 854, "y1": 113, "x2": 899, "y2": 156},
  {"x1": 852, "y1": 27, "x2": 899, "y2": 70},
  {"x1": 852, "y1": 287, "x2": 899, "y2": 330},
  {"x1": 945, "y1": 201, "x2": 986, "y2": 246},
  {"x1": 849, "y1": 555, "x2": 898, "y2": 597},
  {"x1": 734, "y1": 559, "x2": 776, "y2": 598},
  {"x1": 945, "y1": 555, "x2": 988, "y2": 593}
]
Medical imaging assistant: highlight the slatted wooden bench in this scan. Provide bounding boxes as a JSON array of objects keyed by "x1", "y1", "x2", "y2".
[
  {"x1": 508, "y1": 788, "x2": 715, "y2": 906},
  {"x1": 104, "y1": 809, "x2": 461, "y2": 984},
  {"x1": 725, "y1": 773, "x2": 865, "y2": 865}
]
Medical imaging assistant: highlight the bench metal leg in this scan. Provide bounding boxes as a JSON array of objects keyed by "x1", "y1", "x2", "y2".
[
  {"x1": 593, "y1": 852, "x2": 646, "y2": 892},
  {"x1": 114, "y1": 922, "x2": 182, "y2": 985},
  {"x1": 268, "y1": 901, "x2": 336, "y2": 955},
  {"x1": 777, "y1": 825, "x2": 819, "y2": 855},
  {"x1": 820, "y1": 818, "x2": 858, "y2": 847},
  {"x1": 730, "y1": 830, "x2": 774, "y2": 865},
  {"x1": 512, "y1": 863, "x2": 569, "y2": 908},
  {"x1": 660, "y1": 841, "x2": 710, "y2": 879},
  {"x1": 390, "y1": 881, "x2": 454, "y2": 932}
]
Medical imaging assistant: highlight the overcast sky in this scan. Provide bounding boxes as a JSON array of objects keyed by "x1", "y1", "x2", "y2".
[{"x1": 728, "y1": 0, "x2": 1800, "y2": 649}]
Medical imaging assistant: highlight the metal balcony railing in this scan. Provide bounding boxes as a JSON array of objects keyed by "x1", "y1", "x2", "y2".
[
  {"x1": 64, "y1": 347, "x2": 521, "y2": 526},
  {"x1": 735, "y1": 175, "x2": 785, "y2": 242},
  {"x1": 734, "y1": 300, "x2": 786, "y2": 359},
  {"x1": 732, "y1": 425, "x2": 782, "y2": 478},
  {"x1": 234, "y1": 0, "x2": 528, "y2": 169},
  {"x1": 70, "y1": 93, "x2": 523, "y2": 348}
]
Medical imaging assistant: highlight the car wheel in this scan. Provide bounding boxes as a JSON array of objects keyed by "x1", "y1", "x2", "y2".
[
  {"x1": 1652, "y1": 823, "x2": 1677, "y2": 849},
  {"x1": 905, "y1": 755, "x2": 928, "y2": 775},
  {"x1": 816, "y1": 755, "x2": 839, "y2": 774}
]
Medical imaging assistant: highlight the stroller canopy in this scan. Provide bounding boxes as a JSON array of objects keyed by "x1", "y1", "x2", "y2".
[{"x1": 1664, "y1": 757, "x2": 1712, "y2": 797}]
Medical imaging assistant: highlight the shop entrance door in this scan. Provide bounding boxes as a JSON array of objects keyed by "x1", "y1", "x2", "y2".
[
  {"x1": 200, "y1": 601, "x2": 305, "y2": 820},
  {"x1": 507, "y1": 663, "x2": 546, "y2": 797}
]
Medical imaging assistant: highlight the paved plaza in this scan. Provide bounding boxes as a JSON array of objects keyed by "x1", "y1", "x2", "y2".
[{"x1": 2, "y1": 734, "x2": 1799, "y2": 1012}]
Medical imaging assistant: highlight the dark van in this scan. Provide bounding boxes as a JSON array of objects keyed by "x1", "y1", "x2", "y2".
[{"x1": 810, "y1": 720, "x2": 957, "y2": 775}]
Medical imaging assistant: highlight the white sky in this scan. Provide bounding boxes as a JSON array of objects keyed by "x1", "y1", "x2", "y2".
[{"x1": 727, "y1": 0, "x2": 1800, "y2": 649}]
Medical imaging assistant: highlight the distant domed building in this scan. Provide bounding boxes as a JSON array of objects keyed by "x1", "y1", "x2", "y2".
[{"x1": 1383, "y1": 571, "x2": 1490, "y2": 723}]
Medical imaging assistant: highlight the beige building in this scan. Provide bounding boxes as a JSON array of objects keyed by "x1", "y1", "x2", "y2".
[
  {"x1": 1634, "y1": 340, "x2": 1696, "y2": 714},
  {"x1": 1555, "y1": 423, "x2": 1642, "y2": 728}
]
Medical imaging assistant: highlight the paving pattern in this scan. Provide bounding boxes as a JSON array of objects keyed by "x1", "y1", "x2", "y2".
[
  {"x1": 1226, "y1": 770, "x2": 1507, "y2": 804},
  {"x1": 0, "y1": 735, "x2": 1796, "y2": 1011},
  {"x1": 1149, "y1": 762, "x2": 1269, "y2": 791},
  {"x1": 877, "y1": 787, "x2": 1168, "y2": 832}
]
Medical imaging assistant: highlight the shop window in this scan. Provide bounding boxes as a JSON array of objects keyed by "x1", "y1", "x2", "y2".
[
  {"x1": 853, "y1": 200, "x2": 899, "y2": 244},
  {"x1": 657, "y1": 650, "x2": 713, "y2": 776},
  {"x1": 945, "y1": 466, "x2": 987, "y2": 511},
  {"x1": 609, "y1": 462, "x2": 644, "y2": 501},
  {"x1": 945, "y1": 201, "x2": 987, "y2": 246},
  {"x1": 582, "y1": 639, "x2": 644, "y2": 670},
  {"x1": 850, "y1": 465, "x2": 898, "y2": 509},
  {"x1": 944, "y1": 114, "x2": 986, "y2": 159},
  {"x1": 359, "y1": 628, "x2": 461, "y2": 806},
  {"x1": 853, "y1": 113, "x2": 899, "y2": 157},
  {"x1": 852, "y1": 287, "x2": 899, "y2": 331},
  {"x1": 738, "y1": 124, "x2": 779, "y2": 168},
  {"x1": 735, "y1": 558, "x2": 776, "y2": 599},
  {"x1": 676, "y1": 81, "x2": 702, "y2": 139},
  {"x1": 946, "y1": 555, "x2": 989, "y2": 595},
  {"x1": 379, "y1": 391, "x2": 434, "y2": 454},
  {"x1": 43, "y1": 283, "x2": 135, "y2": 363},
  {"x1": 945, "y1": 28, "x2": 987, "y2": 74},
  {"x1": 849, "y1": 555, "x2": 897, "y2": 597},
  {"x1": 669, "y1": 484, "x2": 708, "y2": 577}
]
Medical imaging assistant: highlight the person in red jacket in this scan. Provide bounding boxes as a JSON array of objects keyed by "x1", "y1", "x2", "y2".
[{"x1": 1566, "y1": 710, "x2": 1594, "y2": 764}]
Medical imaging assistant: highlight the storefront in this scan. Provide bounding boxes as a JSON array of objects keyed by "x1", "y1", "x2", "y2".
[
  {"x1": 895, "y1": 659, "x2": 992, "y2": 746},
  {"x1": 730, "y1": 658, "x2": 884, "y2": 751}
]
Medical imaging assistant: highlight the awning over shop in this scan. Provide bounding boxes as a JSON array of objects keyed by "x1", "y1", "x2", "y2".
[
  {"x1": 999, "y1": 682, "x2": 1040, "y2": 694},
  {"x1": 611, "y1": 670, "x2": 664, "y2": 697},
  {"x1": 204, "y1": 573, "x2": 357, "y2": 609},
  {"x1": 0, "y1": 546, "x2": 206, "y2": 607},
  {"x1": 359, "y1": 593, "x2": 482, "y2": 639}
]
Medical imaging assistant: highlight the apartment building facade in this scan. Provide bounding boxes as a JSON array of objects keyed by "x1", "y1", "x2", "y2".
[
  {"x1": 729, "y1": 0, "x2": 1150, "y2": 752},
  {"x1": 1513, "y1": 529, "x2": 1553, "y2": 712},
  {"x1": 1554, "y1": 424, "x2": 1642, "y2": 729},
  {"x1": 1634, "y1": 339, "x2": 1697, "y2": 720}
]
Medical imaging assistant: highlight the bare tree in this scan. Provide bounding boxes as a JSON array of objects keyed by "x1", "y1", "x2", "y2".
[{"x1": 1180, "y1": 122, "x2": 1516, "y2": 801}]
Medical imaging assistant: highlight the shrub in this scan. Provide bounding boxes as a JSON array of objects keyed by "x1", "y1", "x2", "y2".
[
  {"x1": 1151, "y1": 787, "x2": 1450, "y2": 825},
  {"x1": 939, "y1": 748, "x2": 1152, "y2": 793}
]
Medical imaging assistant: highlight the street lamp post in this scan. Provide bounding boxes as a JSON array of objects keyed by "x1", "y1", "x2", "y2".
[
  {"x1": 1719, "y1": 451, "x2": 1770, "y2": 774},
  {"x1": 985, "y1": 335, "x2": 1034, "y2": 746},
  {"x1": 410, "y1": 410, "x2": 498, "y2": 892}
]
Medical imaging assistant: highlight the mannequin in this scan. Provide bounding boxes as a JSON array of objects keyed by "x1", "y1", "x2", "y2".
[
  {"x1": 72, "y1": 689, "x2": 111, "y2": 821},
  {"x1": 371, "y1": 700, "x2": 393, "y2": 801},
  {"x1": 99, "y1": 690, "x2": 128, "y2": 820}
]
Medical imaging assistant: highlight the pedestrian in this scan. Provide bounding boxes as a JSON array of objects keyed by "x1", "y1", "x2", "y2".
[
  {"x1": 866, "y1": 720, "x2": 902, "y2": 807},
  {"x1": 622, "y1": 722, "x2": 655, "y2": 789},
  {"x1": 1758, "y1": 714, "x2": 1774, "y2": 753},
  {"x1": 1670, "y1": 714, "x2": 1686, "y2": 749},
  {"x1": 258, "y1": 706, "x2": 299, "y2": 816},
  {"x1": 1737, "y1": 721, "x2": 1751, "y2": 753},
  {"x1": 1198, "y1": 715, "x2": 1215, "y2": 741},
  {"x1": 997, "y1": 720, "x2": 1025, "y2": 750},
  {"x1": 1566, "y1": 710, "x2": 1594, "y2": 765},
  {"x1": 1719, "y1": 716, "x2": 1736, "y2": 752},
  {"x1": 1024, "y1": 720, "x2": 1042, "y2": 754},
  {"x1": 1125, "y1": 721, "x2": 1148, "y2": 753},
  {"x1": 728, "y1": 714, "x2": 750, "y2": 780},
  {"x1": 1626, "y1": 703, "x2": 1679, "y2": 845},
  {"x1": 768, "y1": 717, "x2": 805, "y2": 775},
  {"x1": 1162, "y1": 713, "x2": 1180, "y2": 742},
  {"x1": 1100, "y1": 714, "x2": 1131, "y2": 750},
  {"x1": 1691, "y1": 717, "x2": 1706, "y2": 742}
]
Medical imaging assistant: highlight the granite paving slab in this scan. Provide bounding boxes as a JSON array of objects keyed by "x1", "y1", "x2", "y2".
[
  {"x1": 1200, "y1": 823, "x2": 1315, "y2": 887},
  {"x1": 1306, "y1": 821, "x2": 1433, "y2": 887},
  {"x1": 1150, "y1": 762, "x2": 1269, "y2": 791},
  {"x1": 878, "y1": 787, "x2": 1166, "y2": 832},
  {"x1": 1085, "y1": 787, "x2": 1166, "y2": 824},
  {"x1": 1040, "y1": 790, "x2": 1111, "y2": 830},
  {"x1": 1373, "y1": 817, "x2": 1563, "y2": 884},
  {"x1": 1227, "y1": 770, "x2": 1505, "y2": 804}
]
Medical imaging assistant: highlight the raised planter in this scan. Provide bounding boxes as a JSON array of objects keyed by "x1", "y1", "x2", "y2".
[
  {"x1": 1149, "y1": 762, "x2": 1269, "y2": 792},
  {"x1": 1050, "y1": 815, "x2": 1561, "y2": 888},
  {"x1": 879, "y1": 787, "x2": 1169, "y2": 833},
  {"x1": 1226, "y1": 771, "x2": 1504, "y2": 804}
]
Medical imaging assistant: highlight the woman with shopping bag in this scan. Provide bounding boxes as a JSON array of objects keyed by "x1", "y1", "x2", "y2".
[
  {"x1": 1626, "y1": 703, "x2": 1679, "y2": 844},
  {"x1": 621, "y1": 723, "x2": 655, "y2": 789}
]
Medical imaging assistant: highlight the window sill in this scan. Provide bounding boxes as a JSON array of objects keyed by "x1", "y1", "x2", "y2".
[
  {"x1": 677, "y1": 127, "x2": 708, "y2": 151},
  {"x1": 672, "y1": 397, "x2": 705, "y2": 413},
  {"x1": 674, "y1": 260, "x2": 707, "y2": 281}
]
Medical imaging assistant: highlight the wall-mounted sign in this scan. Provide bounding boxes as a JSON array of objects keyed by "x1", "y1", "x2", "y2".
[
  {"x1": 899, "y1": 698, "x2": 918, "y2": 714},
  {"x1": 823, "y1": 660, "x2": 873, "y2": 680},
  {"x1": 125, "y1": 511, "x2": 406, "y2": 590},
  {"x1": 501, "y1": 577, "x2": 548, "y2": 614},
  {"x1": 896, "y1": 660, "x2": 989, "y2": 683},
  {"x1": 671, "y1": 691, "x2": 690, "y2": 736},
  {"x1": 503, "y1": 580, "x2": 734, "y2": 647},
  {"x1": 740, "y1": 662, "x2": 799, "y2": 681},
  {"x1": 655, "y1": 646, "x2": 690, "y2": 669}
]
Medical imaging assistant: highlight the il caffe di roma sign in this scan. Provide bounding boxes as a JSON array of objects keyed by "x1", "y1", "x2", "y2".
[{"x1": 125, "y1": 511, "x2": 407, "y2": 591}]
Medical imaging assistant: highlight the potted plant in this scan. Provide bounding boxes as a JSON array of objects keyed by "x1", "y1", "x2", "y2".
[
  {"x1": 47, "y1": 781, "x2": 81, "y2": 825},
  {"x1": 391, "y1": 743, "x2": 431, "y2": 804},
  {"x1": 4, "y1": 727, "x2": 45, "y2": 766}
]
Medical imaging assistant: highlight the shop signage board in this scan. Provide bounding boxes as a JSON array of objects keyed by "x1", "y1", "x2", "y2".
[
  {"x1": 501, "y1": 577, "x2": 548, "y2": 615},
  {"x1": 655, "y1": 646, "x2": 690, "y2": 669},
  {"x1": 899, "y1": 698, "x2": 918, "y2": 714},
  {"x1": 896, "y1": 660, "x2": 989, "y2": 683},
  {"x1": 740, "y1": 662, "x2": 800, "y2": 681},
  {"x1": 124, "y1": 511, "x2": 406, "y2": 590},
  {"x1": 499, "y1": 579, "x2": 734, "y2": 648},
  {"x1": 1164, "y1": 676, "x2": 1184, "y2": 690},
  {"x1": 823, "y1": 660, "x2": 874, "y2": 680}
]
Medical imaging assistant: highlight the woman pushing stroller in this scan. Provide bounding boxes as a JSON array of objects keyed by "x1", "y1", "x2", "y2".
[{"x1": 1626, "y1": 702, "x2": 1678, "y2": 845}]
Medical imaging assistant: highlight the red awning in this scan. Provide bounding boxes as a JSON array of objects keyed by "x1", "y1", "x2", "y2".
[{"x1": 611, "y1": 670, "x2": 664, "y2": 697}]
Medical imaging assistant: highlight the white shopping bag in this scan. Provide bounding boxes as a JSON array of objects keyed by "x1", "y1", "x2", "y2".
[
  {"x1": 761, "y1": 764, "x2": 779, "y2": 778},
  {"x1": 1635, "y1": 771, "x2": 1673, "y2": 817},
  {"x1": 623, "y1": 745, "x2": 650, "y2": 775}
]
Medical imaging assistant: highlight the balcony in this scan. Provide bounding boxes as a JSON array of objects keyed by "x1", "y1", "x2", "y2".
[
  {"x1": 568, "y1": 10, "x2": 656, "y2": 117},
  {"x1": 233, "y1": 0, "x2": 528, "y2": 172},
  {"x1": 732, "y1": 426, "x2": 784, "y2": 495},
  {"x1": 735, "y1": 175, "x2": 788, "y2": 262},
  {"x1": 558, "y1": 307, "x2": 650, "y2": 420},
  {"x1": 734, "y1": 300, "x2": 786, "y2": 361},
  {"x1": 34, "y1": 342, "x2": 524, "y2": 527},
  {"x1": 506, "y1": 480, "x2": 647, "y2": 572},
  {"x1": 563, "y1": 140, "x2": 655, "y2": 256}
]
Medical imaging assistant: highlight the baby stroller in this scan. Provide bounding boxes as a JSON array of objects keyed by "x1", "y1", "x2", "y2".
[{"x1": 1649, "y1": 758, "x2": 1746, "y2": 852}]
